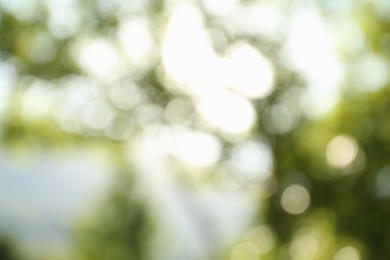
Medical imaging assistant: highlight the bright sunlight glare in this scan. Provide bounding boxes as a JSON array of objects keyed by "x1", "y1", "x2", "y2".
[
  {"x1": 171, "y1": 129, "x2": 222, "y2": 168},
  {"x1": 72, "y1": 37, "x2": 124, "y2": 81},
  {"x1": 284, "y1": 9, "x2": 344, "y2": 118},
  {"x1": 226, "y1": 42, "x2": 275, "y2": 99},
  {"x1": 118, "y1": 17, "x2": 155, "y2": 69},
  {"x1": 162, "y1": 4, "x2": 221, "y2": 93},
  {"x1": 196, "y1": 91, "x2": 256, "y2": 136}
]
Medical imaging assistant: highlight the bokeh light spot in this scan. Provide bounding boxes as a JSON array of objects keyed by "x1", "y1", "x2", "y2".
[
  {"x1": 172, "y1": 130, "x2": 222, "y2": 168},
  {"x1": 107, "y1": 82, "x2": 143, "y2": 110},
  {"x1": 215, "y1": 163, "x2": 243, "y2": 190},
  {"x1": 45, "y1": 0, "x2": 81, "y2": 38},
  {"x1": 200, "y1": 0, "x2": 238, "y2": 17},
  {"x1": 375, "y1": 166, "x2": 390, "y2": 198},
  {"x1": 21, "y1": 79, "x2": 55, "y2": 122},
  {"x1": 231, "y1": 139, "x2": 273, "y2": 182},
  {"x1": 227, "y1": 42, "x2": 275, "y2": 99},
  {"x1": 72, "y1": 38, "x2": 123, "y2": 81},
  {"x1": 0, "y1": 0, "x2": 41, "y2": 22},
  {"x1": 82, "y1": 99, "x2": 115, "y2": 131},
  {"x1": 326, "y1": 135, "x2": 358, "y2": 169},
  {"x1": 289, "y1": 227, "x2": 320, "y2": 260},
  {"x1": 245, "y1": 225, "x2": 275, "y2": 254},
  {"x1": 162, "y1": 4, "x2": 212, "y2": 87},
  {"x1": 280, "y1": 184, "x2": 310, "y2": 215},
  {"x1": 197, "y1": 91, "x2": 256, "y2": 136},
  {"x1": 164, "y1": 98, "x2": 194, "y2": 125},
  {"x1": 353, "y1": 54, "x2": 389, "y2": 92},
  {"x1": 333, "y1": 246, "x2": 361, "y2": 260},
  {"x1": 285, "y1": 9, "x2": 344, "y2": 119},
  {"x1": 27, "y1": 31, "x2": 56, "y2": 64},
  {"x1": 230, "y1": 242, "x2": 260, "y2": 260},
  {"x1": 264, "y1": 103, "x2": 299, "y2": 134},
  {"x1": 118, "y1": 17, "x2": 155, "y2": 69}
]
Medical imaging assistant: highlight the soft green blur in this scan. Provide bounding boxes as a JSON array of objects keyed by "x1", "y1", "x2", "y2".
[{"x1": 0, "y1": 0, "x2": 390, "y2": 259}]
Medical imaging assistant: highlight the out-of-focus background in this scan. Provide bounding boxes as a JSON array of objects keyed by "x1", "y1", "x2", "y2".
[{"x1": 0, "y1": 0, "x2": 389, "y2": 259}]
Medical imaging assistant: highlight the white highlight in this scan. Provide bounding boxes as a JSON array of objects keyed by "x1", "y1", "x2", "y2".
[
  {"x1": 227, "y1": 42, "x2": 275, "y2": 99},
  {"x1": 118, "y1": 17, "x2": 155, "y2": 68},
  {"x1": 162, "y1": 5, "x2": 216, "y2": 87},
  {"x1": 73, "y1": 38, "x2": 123, "y2": 81},
  {"x1": 197, "y1": 91, "x2": 256, "y2": 135},
  {"x1": 284, "y1": 9, "x2": 344, "y2": 118},
  {"x1": 200, "y1": 0, "x2": 238, "y2": 17},
  {"x1": 172, "y1": 130, "x2": 222, "y2": 168}
]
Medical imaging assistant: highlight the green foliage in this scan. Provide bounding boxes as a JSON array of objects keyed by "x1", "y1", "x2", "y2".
[
  {"x1": 0, "y1": 239, "x2": 20, "y2": 260},
  {"x1": 2, "y1": 0, "x2": 390, "y2": 259},
  {"x1": 75, "y1": 172, "x2": 153, "y2": 260}
]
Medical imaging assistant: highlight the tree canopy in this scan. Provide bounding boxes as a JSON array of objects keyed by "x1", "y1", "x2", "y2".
[{"x1": 1, "y1": 0, "x2": 390, "y2": 259}]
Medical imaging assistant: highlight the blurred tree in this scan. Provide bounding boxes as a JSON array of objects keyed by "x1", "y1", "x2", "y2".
[
  {"x1": 75, "y1": 171, "x2": 153, "y2": 260},
  {"x1": 0, "y1": 239, "x2": 19, "y2": 260},
  {"x1": 1, "y1": 0, "x2": 390, "y2": 259}
]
